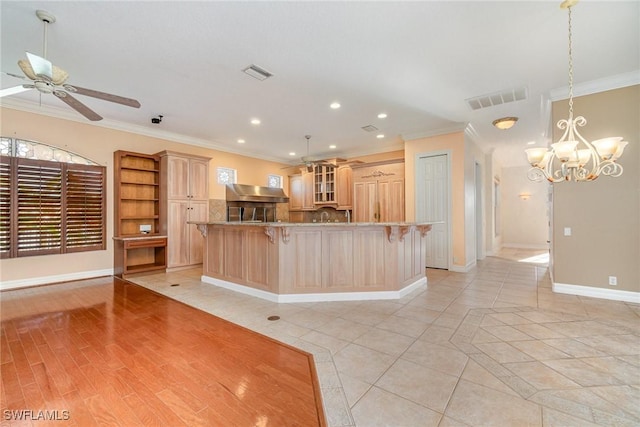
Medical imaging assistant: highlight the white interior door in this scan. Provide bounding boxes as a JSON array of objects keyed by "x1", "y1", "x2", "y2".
[{"x1": 416, "y1": 154, "x2": 449, "y2": 269}]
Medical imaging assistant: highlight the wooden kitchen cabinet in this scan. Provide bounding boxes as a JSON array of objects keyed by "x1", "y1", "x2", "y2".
[
  {"x1": 314, "y1": 165, "x2": 335, "y2": 204},
  {"x1": 336, "y1": 165, "x2": 353, "y2": 210},
  {"x1": 353, "y1": 160, "x2": 405, "y2": 222},
  {"x1": 288, "y1": 170, "x2": 315, "y2": 211},
  {"x1": 158, "y1": 151, "x2": 211, "y2": 269}
]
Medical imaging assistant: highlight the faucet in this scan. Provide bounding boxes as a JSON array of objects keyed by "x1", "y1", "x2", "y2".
[
  {"x1": 320, "y1": 211, "x2": 329, "y2": 223},
  {"x1": 345, "y1": 210, "x2": 351, "y2": 223}
]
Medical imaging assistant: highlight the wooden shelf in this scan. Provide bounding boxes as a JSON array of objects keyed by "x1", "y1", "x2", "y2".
[{"x1": 114, "y1": 150, "x2": 166, "y2": 276}]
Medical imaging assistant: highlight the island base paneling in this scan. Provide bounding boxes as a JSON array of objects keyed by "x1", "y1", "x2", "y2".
[{"x1": 199, "y1": 223, "x2": 433, "y2": 301}]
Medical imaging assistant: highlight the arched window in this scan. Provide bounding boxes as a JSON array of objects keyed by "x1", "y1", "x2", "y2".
[{"x1": 0, "y1": 138, "x2": 106, "y2": 258}]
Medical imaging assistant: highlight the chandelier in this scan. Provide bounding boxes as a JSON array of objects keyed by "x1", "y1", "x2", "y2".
[{"x1": 525, "y1": 0, "x2": 627, "y2": 182}]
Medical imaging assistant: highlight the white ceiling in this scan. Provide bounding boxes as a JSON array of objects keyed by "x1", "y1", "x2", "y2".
[{"x1": 1, "y1": 1, "x2": 638, "y2": 167}]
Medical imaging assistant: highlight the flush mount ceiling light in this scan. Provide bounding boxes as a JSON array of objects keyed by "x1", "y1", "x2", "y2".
[
  {"x1": 492, "y1": 117, "x2": 518, "y2": 130},
  {"x1": 376, "y1": 134, "x2": 385, "y2": 139},
  {"x1": 525, "y1": 0, "x2": 627, "y2": 182},
  {"x1": 250, "y1": 118, "x2": 261, "y2": 125},
  {"x1": 377, "y1": 113, "x2": 388, "y2": 119},
  {"x1": 330, "y1": 102, "x2": 341, "y2": 109},
  {"x1": 237, "y1": 139, "x2": 245, "y2": 144}
]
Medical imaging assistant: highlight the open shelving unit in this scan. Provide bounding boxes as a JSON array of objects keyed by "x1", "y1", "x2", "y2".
[{"x1": 113, "y1": 150, "x2": 167, "y2": 277}]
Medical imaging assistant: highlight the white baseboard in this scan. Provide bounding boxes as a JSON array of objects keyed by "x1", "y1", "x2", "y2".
[
  {"x1": 502, "y1": 243, "x2": 549, "y2": 250},
  {"x1": 553, "y1": 282, "x2": 640, "y2": 304},
  {"x1": 449, "y1": 259, "x2": 476, "y2": 273},
  {"x1": 201, "y1": 275, "x2": 428, "y2": 303},
  {"x1": 0, "y1": 269, "x2": 114, "y2": 291}
]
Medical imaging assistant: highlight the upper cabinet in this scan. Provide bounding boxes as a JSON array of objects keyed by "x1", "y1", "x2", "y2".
[
  {"x1": 289, "y1": 170, "x2": 315, "y2": 211},
  {"x1": 289, "y1": 163, "x2": 355, "y2": 212},
  {"x1": 336, "y1": 165, "x2": 353, "y2": 210},
  {"x1": 163, "y1": 153, "x2": 209, "y2": 200},
  {"x1": 352, "y1": 159, "x2": 405, "y2": 222},
  {"x1": 314, "y1": 165, "x2": 336, "y2": 205}
]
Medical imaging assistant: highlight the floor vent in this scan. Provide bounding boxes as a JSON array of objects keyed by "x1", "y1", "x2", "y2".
[{"x1": 466, "y1": 87, "x2": 528, "y2": 110}]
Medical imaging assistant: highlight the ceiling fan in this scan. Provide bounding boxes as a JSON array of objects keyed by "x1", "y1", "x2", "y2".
[
  {"x1": 0, "y1": 9, "x2": 140, "y2": 121},
  {"x1": 287, "y1": 135, "x2": 364, "y2": 172},
  {"x1": 296, "y1": 135, "x2": 340, "y2": 172}
]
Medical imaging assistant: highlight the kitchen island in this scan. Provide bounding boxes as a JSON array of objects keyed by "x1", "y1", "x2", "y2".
[{"x1": 192, "y1": 221, "x2": 435, "y2": 302}]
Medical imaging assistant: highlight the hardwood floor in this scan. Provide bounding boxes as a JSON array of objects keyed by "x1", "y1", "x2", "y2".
[{"x1": 0, "y1": 277, "x2": 326, "y2": 426}]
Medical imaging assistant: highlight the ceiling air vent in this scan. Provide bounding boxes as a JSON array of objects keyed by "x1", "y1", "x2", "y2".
[
  {"x1": 242, "y1": 64, "x2": 273, "y2": 81},
  {"x1": 466, "y1": 86, "x2": 528, "y2": 110},
  {"x1": 361, "y1": 125, "x2": 378, "y2": 132}
]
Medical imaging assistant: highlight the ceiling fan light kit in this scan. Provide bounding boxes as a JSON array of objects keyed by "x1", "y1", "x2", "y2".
[
  {"x1": 525, "y1": 0, "x2": 627, "y2": 182},
  {"x1": 1, "y1": 9, "x2": 141, "y2": 121}
]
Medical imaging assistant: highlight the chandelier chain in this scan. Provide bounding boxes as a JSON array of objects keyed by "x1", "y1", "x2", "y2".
[{"x1": 567, "y1": 6, "x2": 574, "y2": 116}]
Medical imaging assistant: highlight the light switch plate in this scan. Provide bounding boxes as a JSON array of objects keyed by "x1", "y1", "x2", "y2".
[{"x1": 563, "y1": 227, "x2": 572, "y2": 236}]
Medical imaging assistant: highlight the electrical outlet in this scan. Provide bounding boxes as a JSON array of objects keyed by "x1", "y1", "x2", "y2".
[
  {"x1": 608, "y1": 276, "x2": 617, "y2": 286},
  {"x1": 563, "y1": 227, "x2": 572, "y2": 236}
]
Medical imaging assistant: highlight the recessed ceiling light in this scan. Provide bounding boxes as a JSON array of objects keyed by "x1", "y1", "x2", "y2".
[
  {"x1": 330, "y1": 102, "x2": 341, "y2": 109},
  {"x1": 329, "y1": 145, "x2": 336, "y2": 149},
  {"x1": 251, "y1": 118, "x2": 261, "y2": 125},
  {"x1": 289, "y1": 152, "x2": 296, "y2": 156},
  {"x1": 377, "y1": 134, "x2": 385, "y2": 139},
  {"x1": 527, "y1": 141, "x2": 536, "y2": 145},
  {"x1": 377, "y1": 113, "x2": 387, "y2": 119},
  {"x1": 237, "y1": 139, "x2": 245, "y2": 144}
]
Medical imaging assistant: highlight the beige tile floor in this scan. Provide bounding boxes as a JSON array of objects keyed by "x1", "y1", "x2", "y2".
[{"x1": 128, "y1": 249, "x2": 640, "y2": 427}]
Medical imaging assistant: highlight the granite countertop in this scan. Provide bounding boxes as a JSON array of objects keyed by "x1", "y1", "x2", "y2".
[{"x1": 189, "y1": 221, "x2": 440, "y2": 227}]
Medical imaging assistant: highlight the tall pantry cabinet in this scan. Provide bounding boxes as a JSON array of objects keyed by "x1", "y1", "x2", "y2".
[
  {"x1": 158, "y1": 151, "x2": 211, "y2": 269},
  {"x1": 353, "y1": 159, "x2": 405, "y2": 222}
]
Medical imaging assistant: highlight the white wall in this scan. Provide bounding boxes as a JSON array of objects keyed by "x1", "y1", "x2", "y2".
[{"x1": 501, "y1": 165, "x2": 549, "y2": 249}]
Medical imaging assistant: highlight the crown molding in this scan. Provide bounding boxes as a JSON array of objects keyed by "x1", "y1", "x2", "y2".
[
  {"x1": 0, "y1": 98, "x2": 288, "y2": 164},
  {"x1": 549, "y1": 70, "x2": 640, "y2": 101},
  {"x1": 401, "y1": 123, "x2": 467, "y2": 142}
]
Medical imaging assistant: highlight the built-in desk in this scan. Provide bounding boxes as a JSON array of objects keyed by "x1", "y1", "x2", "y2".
[
  {"x1": 192, "y1": 222, "x2": 435, "y2": 302},
  {"x1": 113, "y1": 235, "x2": 167, "y2": 278}
]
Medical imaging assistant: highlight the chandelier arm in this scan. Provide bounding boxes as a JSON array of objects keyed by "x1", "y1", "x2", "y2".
[
  {"x1": 597, "y1": 161, "x2": 623, "y2": 178},
  {"x1": 527, "y1": 167, "x2": 549, "y2": 182}
]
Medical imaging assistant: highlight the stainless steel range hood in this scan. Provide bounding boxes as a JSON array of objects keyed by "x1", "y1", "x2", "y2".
[{"x1": 225, "y1": 184, "x2": 289, "y2": 203}]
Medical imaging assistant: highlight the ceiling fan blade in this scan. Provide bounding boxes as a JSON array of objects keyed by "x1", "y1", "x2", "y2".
[
  {"x1": 25, "y1": 52, "x2": 53, "y2": 80},
  {"x1": 2, "y1": 71, "x2": 28, "y2": 81},
  {"x1": 54, "y1": 91, "x2": 103, "y2": 121},
  {"x1": 65, "y1": 85, "x2": 141, "y2": 108},
  {"x1": 0, "y1": 85, "x2": 33, "y2": 98}
]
